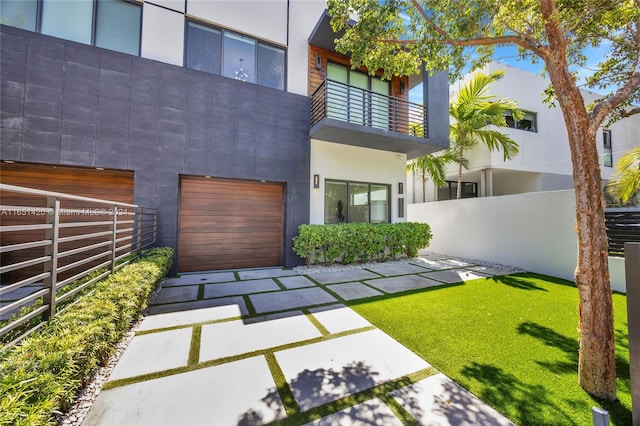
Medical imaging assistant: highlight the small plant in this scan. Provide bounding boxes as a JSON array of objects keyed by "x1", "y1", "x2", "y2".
[
  {"x1": 0, "y1": 247, "x2": 173, "y2": 425},
  {"x1": 293, "y1": 222, "x2": 432, "y2": 266}
]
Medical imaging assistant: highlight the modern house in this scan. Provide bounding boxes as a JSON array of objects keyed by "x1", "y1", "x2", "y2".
[
  {"x1": 0, "y1": 0, "x2": 449, "y2": 274},
  {"x1": 407, "y1": 61, "x2": 640, "y2": 203}
]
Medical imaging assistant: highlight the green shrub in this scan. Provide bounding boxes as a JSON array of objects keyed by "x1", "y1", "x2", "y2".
[
  {"x1": 0, "y1": 247, "x2": 173, "y2": 426},
  {"x1": 293, "y1": 222, "x2": 432, "y2": 266}
]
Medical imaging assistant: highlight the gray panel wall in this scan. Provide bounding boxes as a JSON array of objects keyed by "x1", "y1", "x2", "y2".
[{"x1": 0, "y1": 25, "x2": 310, "y2": 268}]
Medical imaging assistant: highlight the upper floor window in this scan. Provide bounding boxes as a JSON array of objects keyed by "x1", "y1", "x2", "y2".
[
  {"x1": 603, "y1": 130, "x2": 613, "y2": 167},
  {"x1": 185, "y1": 21, "x2": 285, "y2": 91},
  {"x1": 505, "y1": 110, "x2": 537, "y2": 133},
  {"x1": 0, "y1": 0, "x2": 141, "y2": 56}
]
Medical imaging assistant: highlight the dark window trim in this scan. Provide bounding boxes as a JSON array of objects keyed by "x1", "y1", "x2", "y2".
[
  {"x1": 184, "y1": 17, "x2": 288, "y2": 91},
  {"x1": 324, "y1": 178, "x2": 391, "y2": 224},
  {"x1": 438, "y1": 180, "x2": 478, "y2": 200}
]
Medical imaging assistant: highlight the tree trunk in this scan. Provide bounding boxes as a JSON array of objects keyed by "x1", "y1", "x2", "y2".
[{"x1": 546, "y1": 60, "x2": 617, "y2": 400}]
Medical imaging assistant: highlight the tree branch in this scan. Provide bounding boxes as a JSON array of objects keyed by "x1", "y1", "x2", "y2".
[
  {"x1": 409, "y1": 0, "x2": 549, "y2": 58},
  {"x1": 621, "y1": 107, "x2": 640, "y2": 118}
]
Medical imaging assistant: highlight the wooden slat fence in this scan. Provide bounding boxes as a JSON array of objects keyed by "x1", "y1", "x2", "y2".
[{"x1": 605, "y1": 208, "x2": 640, "y2": 257}]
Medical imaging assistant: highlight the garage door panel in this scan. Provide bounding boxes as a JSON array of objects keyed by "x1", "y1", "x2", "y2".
[
  {"x1": 0, "y1": 163, "x2": 134, "y2": 283},
  {"x1": 178, "y1": 177, "x2": 283, "y2": 272}
]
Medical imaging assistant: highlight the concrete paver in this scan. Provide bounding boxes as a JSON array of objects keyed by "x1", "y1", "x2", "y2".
[
  {"x1": 421, "y1": 269, "x2": 489, "y2": 284},
  {"x1": 306, "y1": 399, "x2": 404, "y2": 426},
  {"x1": 278, "y1": 275, "x2": 317, "y2": 289},
  {"x1": 366, "y1": 263, "x2": 431, "y2": 276},
  {"x1": 250, "y1": 287, "x2": 338, "y2": 313},
  {"x1": 152, "y1": 285, "x2": 198, "y2": 304},
  {"x1": 86, "y1": 259, "x2": 519, "y2": 425},
  {"x1": 308, "y1": 304, "x2": 372, "y2": 334},
  {"x1": 146, "y1": 296, "x2": 249, "y2": 316},
  {"x1": 84, "y1": 356, "x2": 285, "y2": 426},
  {"x1": 365, "y1": 275, "x2": 443, "y2": 294},
  {"x1": 309, "y1": 269, "x2": 381, "y2": 284},
  {"x1": 203, "y1": 278, "x2": 280, "y2": 298},
  {"x1": 275, "y1": 329, "x2": 430, "y2": 411},
  {"x1": 391, "y1": 373, "x2": 515, "y2": 426},
  {"x1": 326, "y1": 282, "x2": 385, "y2": 300},
  {"x1": 163, "y1": 271, "x2": 236, "y2": 287},
  {"x1": 199, "y1": 311, "x2": 322, "y2": 361},
  {"x1": 238, "y1": 268, "x2": 298, "y2": 280},
  {"x1": 109, "y1": 328, "x2": 192, "y2": 380},
  {"x1": 138, "y1": 304, "x2": 243, "y2": 331}
]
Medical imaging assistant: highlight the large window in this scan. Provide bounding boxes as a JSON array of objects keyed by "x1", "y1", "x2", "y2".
[
  {"x1": 324, "y1": 180, "x2": 390, "y2": 224},
  {"x1": 185, "y1": 21, "x2": 286, "y2": 91},
  {"x1": 603, "y1": 130, "x2": 613, "y2": 167},
  {"x1": 1, "y1": 0, "x2": 141, "y2": 56},
  {"x1": 505, "y1": 110, "x2": 537, "y2": 132}
]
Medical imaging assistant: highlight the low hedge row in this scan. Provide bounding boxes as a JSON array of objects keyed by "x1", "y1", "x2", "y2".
[
  {"x1": 293, "y1": 222, "x2": 432, "y2": 265},
  {"x1": 0, "y1": 247, "x2": 174, "y2": 426}
]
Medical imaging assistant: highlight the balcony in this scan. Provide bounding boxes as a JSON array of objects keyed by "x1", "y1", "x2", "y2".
[{"x1": 310, "y1": 79, "x2": 431, "y2": 158}]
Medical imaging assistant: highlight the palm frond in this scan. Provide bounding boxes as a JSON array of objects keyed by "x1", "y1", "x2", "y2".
[{"x1": 607, "y1": 147, "x2": 640, "y2": 203}]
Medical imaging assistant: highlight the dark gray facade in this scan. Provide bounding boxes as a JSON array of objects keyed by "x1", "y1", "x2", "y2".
[{"x1": 0, "y1": 25, "x2": 310, "y2": 268}]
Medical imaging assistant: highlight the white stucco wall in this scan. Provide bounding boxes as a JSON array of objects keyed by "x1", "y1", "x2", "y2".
[
  {"x1": 310, "y1": 140, "x2": 407, "y2": 224},
  {"x1": 423, "y1": 61, "x2": 640, "y2": 197},
  {"x1": 407, "y1": 190, "x2": 626, "y2": 292},
  {"x1": 141, "y1": 3, "x2": 185, "y2": 66}
]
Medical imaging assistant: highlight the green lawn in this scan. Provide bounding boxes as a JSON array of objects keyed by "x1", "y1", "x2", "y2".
[{"x1": 349, "y1": 273, "x2": 631, "y2": 425}]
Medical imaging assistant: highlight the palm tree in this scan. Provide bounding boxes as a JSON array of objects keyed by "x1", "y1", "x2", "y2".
[
  {"x1": 449, "y1": 70, "x2": 523, "y2": 199},
  {"x1": 406, "y1": 151, "x2": 457, "y2": 202},
  {"x1": 607, "y1": 147, "x2": 640, "y2": 204}
]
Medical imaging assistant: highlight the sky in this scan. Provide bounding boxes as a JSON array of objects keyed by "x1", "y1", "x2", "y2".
[{"x1": 409, "y1": 43, "x2": 612, "y2": 104}]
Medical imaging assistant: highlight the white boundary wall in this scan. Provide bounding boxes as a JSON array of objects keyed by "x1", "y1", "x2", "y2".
[{"x1": 408, "y1": 189, "x2": 626, "y2": 293}]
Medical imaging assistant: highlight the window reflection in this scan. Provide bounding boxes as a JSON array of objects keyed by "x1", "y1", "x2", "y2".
[
  {"x1": 0, "y1": 0, "x2": 37, "y2": 31},
  {"x1": 223, "y1": 32, "x2": 256, "y2": 83},
  {"x1": 41, "y1": 0, "x2": 93, "y2": 45}
]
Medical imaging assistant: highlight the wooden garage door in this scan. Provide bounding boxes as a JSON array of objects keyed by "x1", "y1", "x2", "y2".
[
  {"x1": 178, "y1": 177, "x2": 283, "y2": 272},
  {"x1": 0, "y1": 163, "x2": 134, "y2": 283}
]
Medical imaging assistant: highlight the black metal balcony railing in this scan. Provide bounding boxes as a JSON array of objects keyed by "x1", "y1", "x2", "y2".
[{"x1": 310, "y1": 79, "x2": 428, "y2": 138}]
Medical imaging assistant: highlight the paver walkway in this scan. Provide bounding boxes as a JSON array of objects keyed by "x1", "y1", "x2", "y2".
[{"x1": 83, "y1": 255, "x2": 516, "y2": 425}]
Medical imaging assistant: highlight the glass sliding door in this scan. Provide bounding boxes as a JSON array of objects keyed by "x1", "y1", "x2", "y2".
[
  {"x1": 327, "y1": 63, "x2": 349, "y2": 122},
  {"x1": 348, "y1": 183, "x2": 370, "y2": 223},
  {"x1": 369, "y1": 184, "x2": 389, "y2": 223},
  {"x1": 349, "y1": 72, "x2": 368, "y2": 126},
  {"x1": 324, "y1": 181, "x2": 348, "y2": 224},
  {"x1": 371, "y1": 78, "x2": 390, "y2": 130}
]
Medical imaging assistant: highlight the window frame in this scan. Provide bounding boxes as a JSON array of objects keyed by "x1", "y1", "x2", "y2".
[
  {"x1": 184, "y1": 18, "x2": 287, "y2": 91},
  {"x1": 438, "y1": 181, "x2": 478, "y2": 200},
  {"x1": 603, "y1": 129, "x2": 613, "y2": 168},
  {"x1": 324, "y1": 179, "x2": 391, "y2": 224},
  {"x1": 504, "y1": 110, "x2": 538, "y2": 133}
]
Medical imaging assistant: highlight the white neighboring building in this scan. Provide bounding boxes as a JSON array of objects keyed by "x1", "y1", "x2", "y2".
[{"x1": 408, "y1": 61, "x2": 640, "y2": 203}]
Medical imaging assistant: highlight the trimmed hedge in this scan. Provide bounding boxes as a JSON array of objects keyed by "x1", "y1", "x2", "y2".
[
  {"x1": 293, "y1": 222, "x2": 432, "y2": 266},
  {"x1": 0, "y1": 247, "x2": 173, "y2": 426}
]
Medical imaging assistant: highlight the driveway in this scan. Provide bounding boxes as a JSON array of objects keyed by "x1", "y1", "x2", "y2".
[{"x1": 83, "y1": 255, "x2": 516, "y2": 425}]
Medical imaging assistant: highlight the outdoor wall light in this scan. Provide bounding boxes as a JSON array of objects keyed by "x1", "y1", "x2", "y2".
[
  {"x1": 313, "y1": 174, "x2": 320, "y2": 188},
  {"x1": 398, "y1": 198, "x2": 405, "y2": 218},
  {"x1": 315, "y1": 54, "x2": 322, "y2": 70},
  {"x1": 399, "y1": 81, "x2": 405, "y2": 94},
  {"x1": 398, "y1": 182, "x2": 404, "y2": 194}
]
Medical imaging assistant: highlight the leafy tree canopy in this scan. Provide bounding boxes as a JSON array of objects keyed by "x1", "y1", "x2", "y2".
[{"x1": 328, "y1": 0, "x2": 640, "y2": 124}]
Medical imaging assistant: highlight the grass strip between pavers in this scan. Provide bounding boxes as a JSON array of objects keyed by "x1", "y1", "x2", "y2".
[
  {"x1": 265, "y1": 353, "x2": 299, "y2": 417},
  {"x1": 272, "y1": 367, "x2": 437, "y2": 426},
  {"x1": 188, "y1": 326, "x2": 201, "y2": 366},
  {"x1": 103, "y1": 325, "x2": 377, "y2": 390},
  {"x1": 272, "y1": 278, "x2": 288, "y2": 291},
  {"x1": 243, "y1": 294, "x2": 257, "y2": 315},
  {"x1": 302, "y1": 310, "x2": 331, "y2": 336},
  {"x1": 197, "y1": 285, "x2": 205, "y2": 300}
]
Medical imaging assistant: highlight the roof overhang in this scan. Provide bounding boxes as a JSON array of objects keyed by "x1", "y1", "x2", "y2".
[{"x1": 308, "y1": 10, "x2": 350, "y2": 53}]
